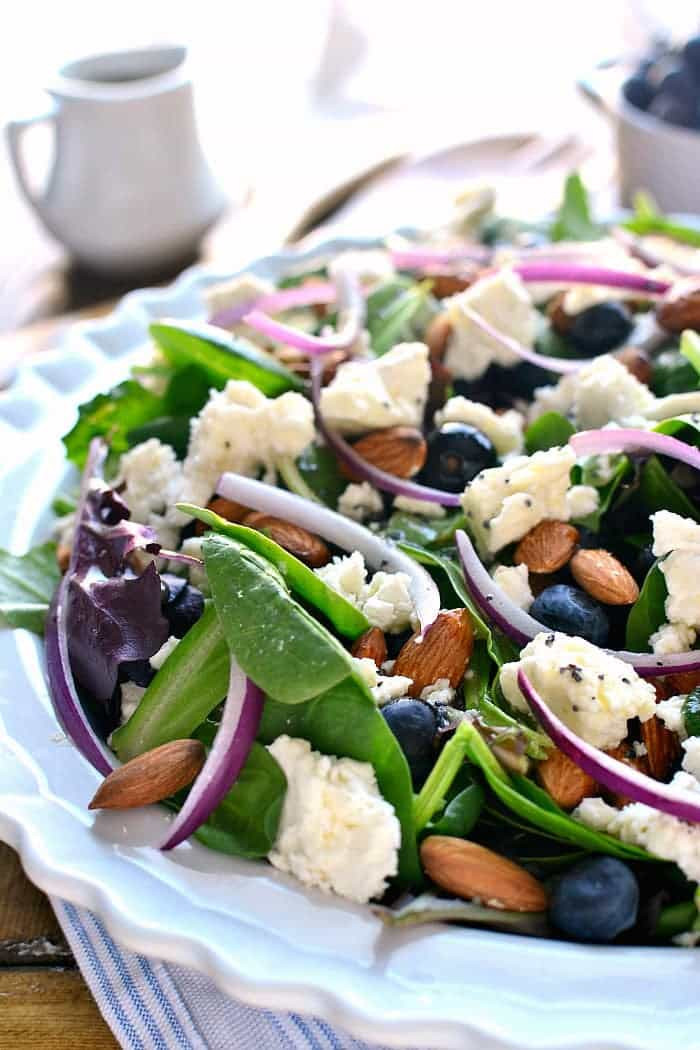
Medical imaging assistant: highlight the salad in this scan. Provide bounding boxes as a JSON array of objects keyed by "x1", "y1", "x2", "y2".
[{"x1": 7, "y1": 174, "x2": 700, "y2": 946}]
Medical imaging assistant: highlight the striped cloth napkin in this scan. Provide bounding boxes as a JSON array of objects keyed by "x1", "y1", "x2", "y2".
[{"x1": 52, "y1": 898, "x2": 425, "y2": 1050}]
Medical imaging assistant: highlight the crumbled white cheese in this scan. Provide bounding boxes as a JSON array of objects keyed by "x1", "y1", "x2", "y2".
[
  {"x1": 435, "y1": 396, "x2": 524, "y2": 455},
  {"x1": 531, "y1": 355, "x2": 655, "y2": 429},
  {"x1": 328, "y1": 249, "x2": 395, "y2": 287},
  {"x1": 565, "y1": 484, "x2": 600, "y2": 520},
  {"x1": 180, "y1": 381, "x2": 314, "y2": 507},
  {"x1": 657, "y1": 694, "x2": 688, "y2": 740},
  {"x1": 450, "y1": 181, "x2": 496, "y2": 234},
  {"x1": 150, "y1": 635, "x2": 180, "y2": 671},
  {"x1": 682, "y1": 737, "x2": 700, "y2": 780},
  {"x1": 319, "y1": 343, "x2": 430, "y2": 435},
  {"x1": 575, "y1": 773, "x2": 700, "y2": 882},
  {"x1": 204, "y1": 272, "x2": 274, "y2": 331},
  {"x1": 267, "y1": 735, "x2": 400, "y2": 903},
  {"x1": 633, "y1": 741, "x2": 648, "y2": 758},
  {"x1": 117, "y1": 439, "x2": 185, "y2": 549},
  {"x1": 443, "y1": 270, "x2": 538, "y2": 381},
  {"x1": 352, "y1": 656, "x2": 413, "y2": 705},
  {"x1": 178, "y1": 537, "x2": 209, "y2": 595},
  {"x1": 500, "y1": 631, "x2": 657, "y2": 750},
  {"x1": 652, "y1": 511, "x2": 700, "y2": 635},
  {"x1": 461, "y1": 445, "x2": 594, "y2": 555},
  {"x1": 420, "y1": 678, "x2": 456, "y2": 706},
  {"x1": 119, "y1": 682, "x2": 146, "y2": 725},
  {"x1": 315, "y1": 551, "x2": 417, "y2": 634},
  {"x1": 338, "y1": 482, "x2": 383, "y2": 523},
  {"x1": 651, "y1": 622, "x2": 697, "y2": 656},
  {"x1": 491, "y1": 563, "x2": 533, "y2": 612},
  {"x1": 393, "y1": 494, "x2": 446, "y2": 518}
]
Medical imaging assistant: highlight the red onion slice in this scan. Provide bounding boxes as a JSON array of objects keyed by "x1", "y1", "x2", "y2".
[
  {"x1": 310, "y1": 359, "x2": 461, "y2": 507},
  {"x1": 210, "y1": 280, "x2": 338, "y2": 328},
  {"x1": 242, "y1": 269, "x2": 366, "y2": 355},
  {"x1": 461, "y1": 305, "x2": 587, "y2": 375},
  {"x1": 571, "y1": 428, "x2": 700, "y2": 472},
  {"x1": 518, "y1": 668, "x2": 700, "y2": 824},
  {"x1": 161, "y1": 658, "x2": 263, "y2": 850},
  {"x1": 513, "y1": 262, "x2": 670, "y2": 296},
  {"x1": 216, "y1": 472, "x2": 440, "y2": 633}
]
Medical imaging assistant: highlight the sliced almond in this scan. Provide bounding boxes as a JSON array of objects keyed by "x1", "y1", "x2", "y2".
[
  {"x1": 514, "y1": 520, "x2": 579, "y2": 574},
  {"x1": 604, "y1": 742, "x2": 650, "y2": 808},
  {"x1": 570, "y1": 548, "x2": 639, "y2": 606},
  {"x1": 536, "y1": 747, "x2": 597, "y2": 810},
  {"x1": 342, "y1": 426, "x2": 427, "y2": 481},
  {"x1": 89, "y1": 739, "x2": 205, "y2": 811},
  {"x1": 614, "y1": 346, "x2": 652, "y2": 386},
  {"x1": 420, "y1": 836, "x2": 547, "y2": 912},
  {"x1": 666, "y1": 669, "x2": 700, "y2": 696},
  {"x1": 243, "y1": 512, "x2": 330, "y2": 568},
  {"x1": 425, "y1": 313, "x2": 452, "y2": 362},
  {"x1": 393, "y1": 609, "x2": 473, "y2": 696},
  {"x1": 195, "y1": 496, "x2": 249, "y2": 535},
  {"x1": 351, "y1": 626, "x2": 388, "y2": 667},
  {"x1": 641, "y1": 715, "x2": 681, "y2": 781}
]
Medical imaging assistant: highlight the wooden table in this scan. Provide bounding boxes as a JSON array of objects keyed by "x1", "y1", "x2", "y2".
[{"x1": 0, "y1": 121, "x2": 612, "y2": 1047}]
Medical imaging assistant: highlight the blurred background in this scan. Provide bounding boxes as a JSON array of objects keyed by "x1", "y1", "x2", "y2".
[{"x1": 0, "y1": 0, "x2": 698, "y2": 335}]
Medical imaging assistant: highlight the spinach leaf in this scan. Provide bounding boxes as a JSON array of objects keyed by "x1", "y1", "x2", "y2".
[
  {"x1": 181, "y1": 504, "x2": 369, "y2": 639},
  {"x1": 652, "y1": 350, "x2": 698, "y2": 397},
  {"x1": 477, "y1": 697, "x2": 551, "y2": 760},
  {"x1": 524, "y1": 412, "x2": 575, "y2": 454},
  {"x1": 111, "y1": 602, "x2": 229, "y2": 761},
  {"x1": 639, "y1": 455, "x2": 700, "y2": 522},
  {"x1": 384, "y1": 510, "x2": 465, "y2": 549},
  {"x1": 623, "y1": 191, "x2": 700, "y2": 247},
  {"x1": 63, "y1": 380, "x2": 164, "y2": 468},
  {"x1": 680, "y1": 330, "x2": 700, "y2": 377},
  {"x1": 377, "y1": 893, "x2": 550, "y2": 935},
  {"x1": 463, "y1": 641, "x2": 492, "y2": 709},
  {"x1": 654, "y1": 416, "x2": 700, "y2": 446},
  {"x1": 52, "y1": 493, "x2": 77, "y2": 516},
  {"x1": 550, "y1": 173, "x2": 601, "y2": 242},
  {"x1": 427, "y1": 782, "x2": 484, "y2": 839},
  {"x1": 191, "y1": 738, "x2": 286, "y2": 859},
  {"x1": 259, "y1": 683, "x2": 421, "y2": 886},
  {"x1": 150, "y1": 320, "x2": 303, "y2": 396},
  {"x1": 577, "y1": 454, "x2": 630, "y2": 531},
  {"x1": 293, "y1": 444, "x2": 345, "y2": 507},
  {"x1": 462, "y1": 722, "x2": 652, "y2": 860},
  {"x1": 625, "y1": 563, "x2": 668, "y2": 652},
  {"x1": 366, "y1": 280, "x2": 435, "y2": 356},
  {"x1": 126, "y1": 416, "x2": 192, "y2": 458},
  {"x1": 0, "y1": 542, "x2": 61, "y2": 634}
]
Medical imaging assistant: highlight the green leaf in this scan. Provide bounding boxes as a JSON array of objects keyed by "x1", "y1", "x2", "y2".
[
  {"x1": 181, "y1": 504, "x2": 369, "y2": 639},
  {"x1": 366, "y1": 279, "x2": 435, "y2": 356},
  {"x1": 524, "y1": 412, "x2": 575, "y2": 454},
  {"x1": 625, "y1": 563, "x2": 668, "y2": 652},
  {"x1": 463, "y1": 642, "x2": 492, "y2": 709},
  {"x1": 384, "y1": 510, "x2": 465, "y2": 549},
  {"x1": 52, "y1": 493, "x2": 77, "y2": 516},
  {"x1": 125, "y1": 416, "x2": 192, "y2": 458},
  {"x1": 0, "y1": 542, "x2": 61, "y2": 634},
  {"x1": 111, "y1": 602, "x2": 229, "y2": 761},
  {"x1": 680, "y1": 330, "x2": 700, "y2": 377},
  {"x1": 577, "y1": 454, "x2": 630, "y2": 531},
  {"x1": 462, "y1": 721, "x2": 653, "y2": 860},
  {"x1": 550, "y1": 173, "x2": 601, "y2": 242},
  {"x1": 63, "y1": 380, "x2": 164, "y2": 468},
  {"x1": 639, "y1": 455, "x2": 700, "y2": 522},
  {"x1": 413, "y1": 721, "x2": 473, "y2": 831},
  {"x1": 150, "y1": 320, "x2": 303, "y2": 396},
  {"x1": 654, "y1": 900, "x2": 697, "y2": 939},
  {"x1": 192, "y1": 739, "x2": 286, "y2": 859},
  {"x1": 623, "y1": 191, "x2": 700, "y2": 247},
  {"x1": 427, "y1": 782, "x2": 484, "y2": 839},
  {"x1": 376, "y1": 892, "x2": 550, "y2": 935},
  {"x1": 293, "y1": 444, "x2": 345, "y2": 508},
  {"x1": 654, "y1": 416, "x2": 700, "y2": 445},
  {"x1": 651, "y1": 350, "x2": 698, "y2": 397},
  {"x1": 478, "y1": 697, "x2": 551, "y2": 760}
]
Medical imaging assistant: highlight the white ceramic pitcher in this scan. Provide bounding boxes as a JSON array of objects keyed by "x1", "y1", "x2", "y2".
[{"x1": 6, "y1": 46, "x2": 227, "y2": 274}]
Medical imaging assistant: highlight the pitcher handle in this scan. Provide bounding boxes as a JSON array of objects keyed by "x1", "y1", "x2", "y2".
[{"x1": 6, "y1": 102, "x2": 58, "y2": 215}]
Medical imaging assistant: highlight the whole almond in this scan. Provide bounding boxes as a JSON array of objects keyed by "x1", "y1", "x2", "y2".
[
  {"x1": 425, "y1": 313, "x2": 452, "y2": 361},
  {"x1": 195, "y1": 496, "x2": 249, "y2": 535},
  {"x1": 570, "y1": 548, "x2": 639, "y2": 605},
  {"x1": 604, "y1": 741, "x2": 650, "y2": 808},
  {"x1": 351, "y1": 626, "x2": 388, "y2": 667},
  {"x1": 641, "y1": 715, "x2": 681, "y2": 781},
  {"x1": 243, "y1": 512, "x2": 330, "y2": 568},
  {"x1": 514, "y1": 520, "x2": 579, "y2": 574},
  {"x1": 393, "y1": 609, "x2": 473, "y2": 696},
  {"x1": 429, "y1": 273, "x2": 475, "y2": 299},
  {"x1": 546, "y1": 292, "x2": 574, "y2": 335},
  {"x1": 657, "y1": 281, "x2": 700, "y2": 333},
  {"x1": 89, "y1": 739, "x2": 205, "y2": 811},
  {"x1": 536, "y1": 747, "x2": 597, "y2": 810},
  {"x1": 666, "y1": 669, "x2": 700, "y2": 695},
  {"x1": 342, "y1": 427, "x2": 427, "y2": 481},
  {"x1": 614, "y1": 346, "x2": 652, "y2": 386},
  {"x1": 421, "y1": 836, "x2": 547, "y2": 912}
]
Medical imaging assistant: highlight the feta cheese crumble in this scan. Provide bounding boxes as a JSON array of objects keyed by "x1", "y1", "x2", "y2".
[
  {"x1": 338, "y1": 482, "x2": 383, "y2": 523},
  {"x1": 657, "y1": 694, "x2": 688, "y2": 740},
  {"x1": 328, "y1": 249, "x2": 395, "y2": 287},
  {"x1": 393, "y1": 495, "x2": 446, "y2": 518},
  {"x1": 315, "y1": 551, "x2": 417, "y2": 633},
  {"x1": 119, "y1": 682, "x2": 146, "y2": 725},
  {"x1": 267, "y1": 735, "x2": 400, "y2": 903},
  {"x1": 178, "y1": 537, "x2": 209, "y2": 595},
  {"x1": 150, "y1": 635, "x2": 180, "y2": 670},
  {"x1": 180, "y1": 381, "x2": 314, "y2": 507},
  {"x1": 319, "y1": 342, "x2": 430, "y2": 435},
  {"x1": 204, "y1": 273, "x2": 274, "y2": 338},
  {"x1": 117, "y1": 439, "x2": 185, "y2": 549},
  {"x1": 444, "y1": 270, "x2": 538, "y2": 381},
  {"x1": 460, "y1": 445, "x2": 598, "y2": 555},
  {"x1": 499, "y1": 632, "x2": 657, "y2": 750},
  {"x1": 651, "y1": 622, "x2": 697, "y2": 657},
  {"x1": 652, "y1": 511, "x2": 700, "y2": 635},
  {"x1": 352, "y1": 656, "x2": 413, "y2": 705},
  {"x1": 531, "y1": 355, "x2": 655, "y2": 429},
  {"x1": 435, "y1": 396, "x2": 524, "y2": 455},
  {"x1": 491, "y1": 563, "x2": 534, "y2": 611},
  {"x1": 420, "y1": 678, "x2": 456, "y2": 706}
]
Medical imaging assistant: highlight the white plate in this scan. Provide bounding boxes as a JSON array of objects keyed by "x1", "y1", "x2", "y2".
[{"x1": 1, "y1": 241, "x2": 699, "y2": 1050}]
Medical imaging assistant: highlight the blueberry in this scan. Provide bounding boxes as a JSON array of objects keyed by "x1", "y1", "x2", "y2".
[
  {"x1": 684, "y1": 36, "x2": 700, "y2": 76},
  {"x1": 530, "y1": 584, "x2": 609, "y2": 646},
  {"x1": 649, "y1": 91, "x2": 696, "y2": 128},
  {"x1": 165, "y1": 584, "x2": 204, "y2": 637},
  {"x1": 659, "y1": 67, "x2": 697, "y2": 102},
  {"x1": 421, "y1": 423, "x2": 497, "y2": 493},
  {"x1": 160, "y1": 572, "x2": 188, "y2": 606},
  {"x1": 382, "y1": 699, "x2": 437, "y2": 789},
  {"x1": 550, "y1": 856, "x2": 639, "y2": 943},
  {"x1": 623, "y1": 75, "x2": 655, "y2": 111},
  {"x1": 569, "y1": 302, "x2": 634, "y2": 356}
]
